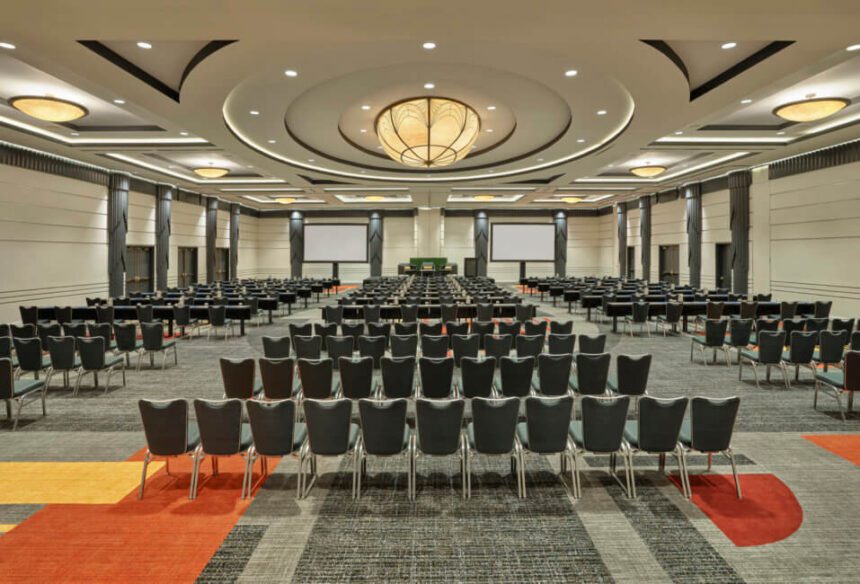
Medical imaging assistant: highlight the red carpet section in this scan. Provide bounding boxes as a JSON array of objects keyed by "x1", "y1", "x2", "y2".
[
  {"x1": 803, "y1": 434, "x2": 860, "y2": 466},
  {"x1": 0, "y1": 449, "x2": 253, "y2": 583},
  {"x1": 670, "y1": 473, "x2": 803, "y2": 547}
]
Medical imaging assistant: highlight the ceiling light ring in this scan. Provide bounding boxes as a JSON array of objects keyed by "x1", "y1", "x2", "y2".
[
  {"x1": 193, "y1": 166, "x2": 231, "y2": 179},
  {"x1": 773, "y1": 97, "x2": 850, "y2": 123},
  {"x1": 9, "y1": 95, "x2": 89, "y2": 122},
  {"x1": 629, "y1": 165, "x2": 668, "y2": 178}
]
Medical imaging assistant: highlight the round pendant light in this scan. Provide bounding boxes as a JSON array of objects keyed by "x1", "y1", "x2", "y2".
[
  {"x1": 376, "y1": 97, "x2": 481, "y2": 168},
  {"x1": 629, "y1": 165, "x2": 667, "y2": 178},
  {"x1": 474, "y1": 194, "x2": 495, "y2": 201},
  {"x1": 192, "y1": 166, "x2": 230, "y2": 179},
  {"x1": 274, "y1": 197, "x2": 296, "y2": 205},
  {"x1": 9, "y1": 95, "x2": 88, "y2": 122},
  {"x1": 773, "y1": 97, "x2": 850, "y2": 122},
  {"x1": 365, "y1": 195, "x2": 386, "y2": 202},
  {"x1": 562, "y1": 196, "x2": 582, "y2": 204}
]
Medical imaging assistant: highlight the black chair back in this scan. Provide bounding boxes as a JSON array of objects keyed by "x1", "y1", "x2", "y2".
[
  {"x1": 703, "y1": 319, "x2": 729, "y2": 347},
  {"x1": 419, "y1": 356, "x2": 454, "y2": 398},
  {"x1": 304, "y1": 398, "x2": 354, "y2": 455},
  {"x1": 19, "y1": 306, "x2": 39, "y2": 326},
  {"x1": 394, "y1": 321, "x2": 418, "y2": 336},
  {"x1": 259, "y1": 357, "x2": 295, "y2": 399},
  {"x1": 498, "y1": 321, "x2": 521, "y2": 337},
  {"x1": 114, "y1": 323, "x2": 138, "y2": 352},
  {"x1": 339, "y1": 356, "x2": 374, "y2": 399},
  {"x1": 323, "y1": 305, "x2": 344, "y2": 325},
  {"x1": 314, "y1": 322, "x2": 338, "y2": 350},
  {"x1": 498, "y1": 356, "x2": 535, "y2": 397},
  {"x1": 64, "y1": 322, "x2": 88, "y2": 339},
  {"x1": 400, "y1": 304, "x2": 419, "y2": 323},
  {"x1": 11, "y1": 324, "x2": 36, "y2": 339},
  {"x1": 326, "y1": 335, "x2": 355, "y2": 369},
  {"x1": 524, "y1": 395, "x2": 573, "y2": 453},
  {"x1": 689, "y1": 396, "x2": 740, "y2": 452},
  {"x1": 705, "y1": 302, "x2": 724, "y2": 320},
  {"x1": 381, "y1": 356, "x2": 415, "y2": 398},
  {"x1": 47, "y1": 336, "x2": 77, "y2": 371},
  {"x1": 472, "y1": 321, "x2": 496, "y2": 348},
  {"x1": 615, "y1": 354, "x2": 651, "y2": 396},
  {"x1": 139, "y1": 399, "x2": 192, "y2": 456},
  {"x1": 364, "y1": 305, "x2": 381, "y2": 324},
  {"x1": 298, "y1": 358, "x2": 334, "y2": 399},
  {"x1": 358, "y1": 335, "x2": 386, "y2": 369},
  {"x1": 262, "y1": 336, "x2": 292, "y2": 359},
  {"x1": 452, "y1": 334, "x2": 479, "y2": 366},
  {"x1": 728, "y1": 319, "x2": 753, "y2": 348},
  {"x1": 739, "y1": 301, "x2": 758, "y2": 320},
  {"x1": 755, "y1": 318, "x2": 780, "y2": 336},
  {"x1": 637, "y1": 396, "x2": 687, "y2": 452},
  {"x1": 390, "y1": 334, "x2": 418, "y2": 358},
  {"x1": 415, "y1": 398, "x2": 464, "y2": 455},
  {"x1": 475, "y1": 304, "x2": 493, "y2": 322},
  {"x1": 665, "y1": 303, "x2": 683, "y2": 324},
  {"x1": 359, "y1": 398, "x2": 408, "y2": 455},
  {"x1": 14, "y1": 337, "x2": 44, "y2": 373},
  {"x1": 441, "y1": 304, "x2": 459, "y2": 323},
  {"x1": 814, "y1": 300, "x2": 832, "y2": 319},
  {"x1": 484, "y1": 334, "x2": 512, "y2": 363},
  {"x1": 845, "y1": 351, "x2": 860, "y2": 391},
  {"x1": 782, "y1": 319, "x2": 806, "y2": 347},
  {"x1": 37, "y1": 323, "x2": 62, "y2": 351},
  {"x1": 779, "y1": 301, "x2": 798, "y2": 320},
  {"x1": 421, "y1": 335, "x2": 449, "y2": 359},
  {"x1": 247, "y1": 399, "x2": 299, "y2": 456},
  {"x1": 574, "y1": 353, "x2": 610, "y2": 395},
  {"x1": 805, "y1": 318, "x2": 829, "y2": 334},
  {"x1": 523, "y1": 320, "x2": 547, "y2": 338},
  {"x1": 756, "y1": 331, "x2": 786, "y2": 364},
  {"x1": 787, "y1": 331, "x2": 817, "y2": 364},
  {"x1": 141, "y1": 322, "x2": 165, "y2": 351},
  {"x1": 340, "y1": 323, "x2": 365, "y2": 346},
  {"x1": 194, "y1": 398, "x2": 244, "y2": 455},
  {"x1": 831, "y1": 318, "x2": 855, "y2": 336},
  {"x1": 515, "y1": 304, "x2": 533, "y2": 322},
  {"x1": 77, "y1": 337, "x2": 107, "y2": 370},
  {"x1": 818, "y1": 331, "x2": 847, "y2": 366},
  {"x1": 516, "y1": 334, "x2": 543, "y2": 360},
  {"x1": 537, "y1": 353, "x2": 573, "y2": 396},
  {"x1": 220, "y1": 358, "x2": 257, "y2": 399},
  {"x1": 54, "y1": 306, "x2": 74, "y2": 325},
  {"x1": 581, "y1": 395, "x2": 629, "y2": 453},
  {"x1": 578, "y1": 334, "x2": 606, "y2": 354},
  {"x1": 137, "y1": 305, "x2": 154, "y2": 323},
  {"x1": 459, "y1": 357, "x2": 496, "y2": 398},
  {"x1": 547, "y1": 333, "x2": 575, "y2": 355},
  {"x1": 550, "y1": 321, "x2": 573, "y2": 335},
  {"x1": 632, "y1": 302, "x2": 650, "y2": 323},
  {"x1": 294, "y1": 335, "x2": 322, "y2": 361},
  {"x1": 471, "y1": 397, "x2": 520, "y2": 454}
]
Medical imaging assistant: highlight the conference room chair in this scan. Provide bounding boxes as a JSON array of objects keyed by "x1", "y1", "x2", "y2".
[
  {"x1": 779, "y1": 301, "x2": 799, "y2": 320},
  {"x1": 299, "y1": 398, "x2": 360, "y2": 498},
  {"x1": 721, "y1": 319, "x2": 753, "y2": 366},
  {"x1": 358, "y1": 335, "x2": 386, "y2": 369},
  {"x1": 472, "y1": 321, "x2": 496, "y2": 349},
  {"x1": 782, "y1": 331, "x2": 818, "y2": 387},
  {"x1": 465, "y1": 397, "x2": 524, "y2": 499},
  {"x1": 61, "y1": 322, "x2": 87, "y2": 340},
  {"x1": 323, "y1": 305, "x2": 343, "y2": 325},
  {"x1": 326, "y1": 336, "x2": 355, "y2": 369},
  {"x1": 736, "y1": 300, "x2": 759, "y2": 321},
  {"x1": 367, "y1": 322, "x2": 391, "y2": 346},
  {"x1": 852, "y1": 332, "x2": 860, "y2": 351},
  {"x1": 46, "y1": 336, "x2": 79, "y2": 390},
  {"x1": 53, "y1": 306, "x2": 77, "y2": 326},
  {"x1": 569, "y1": 353, "x2": 611, "y2": 404},
  {"x1": 523, "y1": 320, "x2": 547, "y2": 338},
  {"x1": 137, "y1": 398, "x2": 200, "y2": 499},
  {"x1": 678, "y1": 396, "x2": 742, "y2": 499},
  {"x1": 484, "y1": 334, "x2": 513, "y2": 364},
  {"x1": 89, "y1": 322, "x2": 116, "y2": 353},
  {"x1": 515, "y1": 304, "x2": 533, "y2": 322},
  {"x1": 113, "y1": 323, "x2": 142, "y2": 368},
  {"x1": 782, "y1": 319, "x2": 807, "y2": 348},
  {"x1": 738, "y1": 331, "x2": 787, "y2": 389},
  {"x1": 458, "y1": 356, "x2": 496, "y2": 417},
  {"x1": 750, "y1": 318, "x2": 780, "y2": 345},
  {"x1": 244, "y1": 399, "x2": 306, "y2": 499},
  {"x1": 516, "y1": 334, "x2": 543, "y2": 361},
  {"x1": 547, "y1": 333, "x2": 575, "y2": 356},
  {"x1": 497, "y1": 320, "x2": 522, "y2": 337},
  {"x1": 190, "y1": 398, "x2": 252, "y2": 500},
  {"x1": 381, "y1": 356, "x2": 416, "y2": 399},
  {"x1": 815, "y1": 330, "x2": 848, "y2": 372},
  {"x1": 607, "y1": 354, "x2": 651, "y2": 409},
  {"x1": 297, "y1": 358, "x2": 337, "y2": 400},
  {"x1": 363, "y1": 305, "x2": 382, "y2": 325},
  {"x1": 18, "y1": 306, "x2": 41, "y2": 327},
  {"x1": 418, "y1": 322, "x2": 443, "y2": 337},
  {"x1": 13, "y1": 337, "x2": 50, "y2": 380},
  {"x1": 441, "y1": 304, "x2": 459, "y2": 324},
  {"x1": 831, "y1": 318, "x2": 855, "y2": 337},
  {"x1": 262, "y1": 336, "x2": 292, "y2": 359},
  {"x1": 96, "y1": 305, "x2": 116, "y2": 326},
  {"x1": 138, "y1": 322, "x2": 178, "y2": 371},
  {"x1": 549, "y1": 320, "x2": 573, "y2": 335},
  {"x1": 207, "y1": 305, "x2": 235, "y2": 340},
  {"x1": 410, "y1": 398, "x2": 467, "y2": 500},
  {"x1": 294, "y1": 335, "x2": 323, "y2": 361},
  {"x1": 288, "y1": 322, "x2": 313, "y2": 346},
  {"x1": 804, "y1": 318, "x2": 829, "y2": 336},
  {"x1": 517, "y1": 395, "x2": 575, "y2": 497},
  {"x1": 314, "y1": 322, "x2": 338, "y2": 351},
  {"x1": 340, "y1": 323, "x2": 365, "y2": 347},
  {"x1": 534, "y1": 353, "x2": 573, "y2": 397},
  {"x1": 577, "y1": 334, "x2": 607, "y2": 355},
  {"x1": 1, "y1": 357, "x2": 46, "y2": 431},
  {"x1": 390, "y1": 334, "x2": 418, "y2": 359},
  {"x1": 355, "y1": 398, "x2": 411, "y2": 499},
  {"x1": 11, "y1": 324, "x2": 37, "y2": 339},
  {"x1": 420, "y1": 335, "x2": 449, "y2": 359},
  {"x1": 399, "y1": 304, "x2": 418, "y2": 324},
  {"x1": 814, "y1": 350, "x2": 859, "y2": 422},
  {"x1": 0, "y1": 324, "x2": 10, "y2": 339},
  {"x1": 36, "y1": 323, "x2": 62, "y2": 352},
  {"x1": 339, "y1": 356, "x2": 376, "y2": 402},
  {"x1": 496, "y1": 356, "x2": 535, "y2": 400},
  {"x1": 654, "y1": 302, "x2": 683, "y2": 336},
  {"x1": 445, "y1": 321, "x2": 469, "y2": 344},
  {"x1": 569, "y1": 395, "x2": 633, "y2": 499},
  {"x1": 136, "y1": 304, "x2": 155, "y2": 325},
  {"x1": 419, "y1": 356, "x2": 455, "y2": 398},
  {"x1": 693, "y1": 301, "x2": 724, "y2": 332},
  {"x1": 623, "y1": 302, "x2": 651, "y2": 337},
  {"x1": 623, "y1": 396, "x2": 687, "y2": 499},
  {"x1": 452, "y1": 334, "x2": 480, "y2": 367},
  {"x1": 220, "y1": 358, "x2": 261, "y2": 400},
  {"x1": 172, "y1": 305, "x2": 200, "y2": 339},
  {"x1": 814, "y1": 300, "x2": 833, "y2": 319},
  {"x1": 259, "y1": 357, "x2": 296, "y2": 400},
  {"x1": 690, "y1": 319, "x2": 729, "y2": 365},
  {"x1": 75, "y1": 337, "x2": 125, "y2": 395},
  {"x1": 476, "y1": 304, "x2": 494, "y2": 322},
  {"x1": 394, "y1": 321, "x2": 418, "y2": 336}
]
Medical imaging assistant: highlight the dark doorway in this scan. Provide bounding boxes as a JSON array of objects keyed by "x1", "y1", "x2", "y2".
[
  {"x1": 216, "y1": 248, "x2": 230, "y2": 281},
  {"x1": 178, "y1": 247, "x2": 198, "y2": 289},
  {"x1": 626, "y1": 246, "x2": 635, "y2": 279},
  {"x1": 659, "y1": 245, "x2": 680, "y2": 285},
  {"x1": 126, "y1": 246, "x2": 154, "y2": 295},
  {"x1": 715, "y1": 243, "x2": 732, "y2": 291},
  {"x1": 463, "y1": 258, "x2": 477, "y2": 277}
]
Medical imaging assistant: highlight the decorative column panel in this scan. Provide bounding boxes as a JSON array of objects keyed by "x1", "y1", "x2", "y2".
[
  {"x1": 729, "y1": 170, "x2": 752, "y2": 294},
  {"x1": 616, "y1": 204, "x2": 627, "y2": 278},
  {"x1": 474, "y1": 211, "x2": 489, "y2": 277},
  {"x1": 107, "y1": 172, "x2": 130, "y2": 297},
  {"x1": 289, "y1": 211, "x2": 304, "y2": 278},
  {"x1": 369, "y1": 211, "x2": 383, "y2": 277},
  {"x1": 639, "y1": 196, "x2": 652, "y2": 282},
  {"x1": 154, "y1": 184, "x2": 173, "y2": 291},
  {"x1": 205, "y1": 197, "x2": 218, "y2": 283},
  {"x1": 554, "y1": 210, "x2": 567, "y2": 277},
  {"x1": 229, "y1": 203, "x2": 240, "y2": 280},
  {"x1": 685, "y1": 183, "x2": 702, "y2": 288}
]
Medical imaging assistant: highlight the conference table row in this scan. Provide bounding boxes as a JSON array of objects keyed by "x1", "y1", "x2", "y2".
[
  {"x1": 601, "y1": 301, "x2": 817, "y2": 332},
  {"x1": 322, "y1": 303, "x2": 535, "y2": 321}
]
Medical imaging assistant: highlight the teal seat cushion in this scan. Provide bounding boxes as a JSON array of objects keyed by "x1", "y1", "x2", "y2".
[
  {"x1": 607, "y1": 378, "x2": 618, "y2": 392},
  {"x1": 105, "y1": 354, "x2": 125, "y2": 368},
  {"x1": 293, "y1": 422, "x2": 308, "y2": 451},
  {"x1": 691, "y1": 336, "x2": 708, "y2": 346},
  {"x1": 186, "y1": 422, "x2": 201, "y2": 451},
  {"x1": 569, "y1": 376, "x2": 579, "y2": 392},
  {"x1": 516, "y1": 422, "x2": 530, "y2": 449},
  {"x1": 466, "y1": 422, "x2": 476, "y2": 448},
  {"x1": 623, "y1": 421, "x2": 639, "y2": 448},
  {"x1": 815, "y1": 369, "x2": 844, "y2": 388},
  {"x1": 678, "y1": 420, "x2": 692, "y2": 447},
  {"x1": 739, "y1": 348, "x2": 759, "y2": 361},
  {"x1": 568, "y1": 420, "x2": 584, "y2": 446},
  {"x1": 12, "y1": 378, "x2": 44, "y2": 397},
  {"x1": 347, "y1": 423, "x2": 360, "y2": 449},
  {"x1": 163, "y1": 339, "x2": 176, "y2": 348},
  {"x1": 240, "y1": 423, "x2": 253, "y2": 450}
]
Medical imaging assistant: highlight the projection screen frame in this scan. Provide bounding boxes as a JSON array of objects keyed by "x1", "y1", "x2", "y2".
[
  {"x1": 302, "y1": 223, "x2": 369, "y2": 263},
  {"x1": 490, "y1": 222, "x2": 555, "y2": 263}
]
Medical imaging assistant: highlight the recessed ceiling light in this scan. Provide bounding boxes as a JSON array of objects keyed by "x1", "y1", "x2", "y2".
[
  {"x1": 366, "y1": 195, "x2": 385, "y2": 201},
  {"x1": 848, "y1": 44, "x2": 860, "y2": 52},
  {"x1": 565, "y1": 69, "x2": 578, "y2": 77},
  {"x1": 193, "y1": 166, "x2": 230, "y2": 179},
  {"x1": 284, "y1": 69, "x2": 298, "y2": 77},
  {"x1": 113, "y1": 99, "x2": 126, "y2": 105},
  {"x1": 422, "y1": 41, "x2": 436, "y2": 50},
  {"x1": 674, "y1": 131, "x2": 683, "y2": 135},
  {"x1": 562, "y1": 196, "x2": 582, "y2": 204},
  {"x1": 474, "y1": 194, "x2": 495, "y2": 201},
  {"x1": 537, "y1": 158, "x2": 544, "y2": 162},
  {"x1": 361, "y1": 104, "x2": 371, "y2": 110},
  {"x1": 486, "y1": 128, "x2": 493, "y2": 133},
  {"x1": 249, "y1": 110, "x2": 260, "y2": 115},
  {"x1": 136, "y1": 41, "x2": 152, "y2": 49},
  {"x1": 424, "y1": 82, "x2": 435, "y2": 89},
  {"x1": 776, "y1": 131, "x2": 785, "y2": 135},
  {"x1": 630, "y1": 165, "x2": 667, "y2": 178},
  {"x1": 70, "y1": 132, "x2": 79, "y2": 136},
  {"x1": 741, "y1": 99, "x2": 753, "y2": 104},
  {"x1": 275, "y1": 197, "x2": 296, "y2": 205},
  {"x1": 576, "y1": 138, "x2": 585, "y2": 143},
  {"x1": 307, "y1": 159, "x2": 315, "y2": 162},
  {"x1": 0, "y1": 42, "x2": 16, "y2": 50},
  {"x1": 597, "y1": 110, "x2": 607, "y2": 115},
  {"x1": 487, "y1": 105, "x2": 496, "y2": 111},
  {"x1": 179, "y1": 131, "x2": 189, "y2": 136},
  {"x1": 268, "y1": 139, "x2": 276, "y2": 144},
  {"x1": 721, "y1": 42, "x2": 737, "y2": 49},
  {"x1": 360, "y1": 128, "x2": 367, "y2": 133}
]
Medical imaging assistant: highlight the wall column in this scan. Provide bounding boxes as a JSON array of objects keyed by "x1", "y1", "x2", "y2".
[
  {"x1": 616, "y1": 204, "x2": 627, "y2": 278},
  {"x1": 154, "y1": 184, "x2": 173, "y2": 291},
  {"x1": 729, "y1": 170, "x2": 752, "y2": 295},
  {"x1": 107, "y1": 172, "x2": 130, "y2": 297},
  {"x1": 685, "y1": 183, "x2": 702, "y2": 288},
  {"x1": 474, "y1": 210, "x2": 489, "y2": 277},
  {"x1": 639, "y1": 196, "x2": 652, "y2": 282},
  {"x1": 750, "y1": 166, "x2": 771, "y2": 294},
  {"x1": 229, "y1": 203, "x2": 240, "y2": 280},
  {"x1": 205, "y1": 197, "x2": 218, "y2": 283},
  {"x1": 289, "y1": 211, "x2": 304, "y2": 278},
  {"x1": 369, "y1": 211, "x2": 383, "y2": 277},
  {"x1": 554, "y1": 210, "x2": 567, "y2": 277}
]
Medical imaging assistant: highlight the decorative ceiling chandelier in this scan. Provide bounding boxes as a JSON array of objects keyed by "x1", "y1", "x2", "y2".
[
  {"x1": 774, "y1": 97, "x2": 850, "y2": 122},
  {"x1": 474, "y1": 194, "x2": 495, "y2": 201},
  {"x1": 629, "y1": 165, "x2": 667, "y2": 178},
  {"x1": 274, "y1": 197, "x2": 296, "y2": 205},
  {"x1": 192, "y1": 166, "x2": 230, "y2": 178},
  {"x1": 9, "y1": 95, "x2": 88, "y2": 122},
  {"x1": 375, "y1": 97, "x2": 480, "y2": 168},
  {"x1": 562, "y1": 196, "x2": 582, "y2": 204}
]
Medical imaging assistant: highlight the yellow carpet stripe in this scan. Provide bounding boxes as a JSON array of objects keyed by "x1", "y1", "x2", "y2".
[{"x1": 0, "y1": 524, "x2": 16, "y2": 533}]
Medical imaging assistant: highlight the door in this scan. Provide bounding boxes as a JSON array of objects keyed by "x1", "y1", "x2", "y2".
[
  {"x1": 126, "y1": 246, "x2": 154, "y2": 295},
  {"x1": 715, "y1": 243, "x2": 732, "y2": 291},
  {"x1": 216, "y1": 248, "x2": 230, "y2": 281},
  {"x1": 659, "y1": 245, "x2": 680, "y2": 285},
  {"x1": 178, "y1": 247, "x2": 198, "y2": 289},
  {"x1": 626, "y1": 246, "x2": 635, "y2": 279}
]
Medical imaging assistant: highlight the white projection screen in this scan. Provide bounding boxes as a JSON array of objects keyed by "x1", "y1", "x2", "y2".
[
  {"x1": 303, "y1": 224, "x2": 368, "y2": 262},
  {"x1": 491, "y1": 223, "x2": 555, "y2": 262}
]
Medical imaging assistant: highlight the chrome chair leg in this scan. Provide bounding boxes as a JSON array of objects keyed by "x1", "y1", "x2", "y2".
[
  {"x1": 726, "y1": 449, "x2": 742, "y2": 499},
  {"x1": 138, "y1": 450, "x2": 151, "y2": 499}
]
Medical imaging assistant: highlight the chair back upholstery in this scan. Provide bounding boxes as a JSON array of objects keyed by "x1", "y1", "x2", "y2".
[
  {"x1": 421, "y1": 335, "x2": 449, "y2": 359},
  {"x1": 782, "y1": 319, "x2": 806, "y2": 347},
  {"x1": 220, "y1": 358, "x2": 257, "y2": 399},
  {"x1": 578, "y1": 334, "x2": 606, "y2": 354},
  {"x1": 194, "y1": 399, "x2": 244, "y2": 455},
  {"x1": 363, "y1": 304, "x2": 381, "y2": 324},
  {"x1": 498, "y1": 356, "x2": 535, "y2": 397},
  {"x1": 36, "y1": 323, "x2": 62, "y2": 352},
  {"x1": 574, "y1": 353, "x2": 611, "y2": 395},
  {"x1": 484, "y1": 334, "x2": 513, "y2": 363},
  {"x1": 95, "y1": 305, "x2": 115, "y2": 325},
  {"x1": 442, "y1": 304, "x2": 459, "y2": 323},
  {"x1": 259, "y1": 358, "x2": 295, "y2": 399},
  {"x1": 756, "y1": 331, "x2": 786, "y2": 364},
  {"x1": 419, "y1": 356, "x2": 454, "y2": 398},
  {"x1": 788, "y1": 331, "x2": 817, "y2": 364},
  {"x1": 831, "y1": 318, "x2": 855, "y2": 336},
  {"x1": 288, "y1": 323, "x2": 313, "y2": 346},
  {"x1": 399, "y1": 304, "x2": 418, "y2": 323},
  {"x1": 516, "y1": 334, "x2": 543, "y2": 360},
  {"x1": 358, "y1": 335, "x2": 386, "y2": 369},
  {"x1": 141, "y1": 322, "x2": 165, "y2": 350},
  {"x1": 689, "y1": 396, "x2": 740, "y2": 452},
  {"x1": 359, "y1": 398, "x2": 408, "y2": 455},
  {"x1": 294, "y1": 335, "x2": 322, "y2": 361},
  {"x1": 845, "y1": 351, "x2": 860, "y2": 392},
  {"x1": 728, "y1": 319, "x2": 753, "y2": 348},
  {"x1": 11, "y1": 324, "x2": 37, "y2": 339},
  {"x1": 63, "y1": 322, "x2": 88, "y2": 339},
  {"x1": 48, "y1": 336, "x2": 77, "y2": 371},
  {"x1": 367, "y1": 322, "x2": 391, "y2": 343},
  {"x1": 581, "y1": 395, "x2": 630, "y2": 453},
  {"x1": 637, "y1": 396, "x2": 687, "y2": 452},
  {"x1": 755, "y1": 319, "x2": 779, "y2": 335},
  {"x1": 498, "y1": 321, "x2": 522, "y2": 337},
  {"x1": 459, "y1": 357, "x2": 496, "y2": 398},
  {"x1": 779, "y1": 301, "x2": 798, "y2": 320},
  {"x1": 445, "y1": 321, "x2": 469, "y2": 341},
  {"x1": 339, "y1": 356, "x2": 374, "y2": 399},
  {"x1": 314, "y1": 322, "x2": 338, "y2": 350},
  {"x1": 805, "y1": 318, "x2": 829, "y2": 334},
  {"x1": 340, "y1": 323, "x2": 364, "y2": 346},
  {"x1": 173, "y1": 305, "x2": 193, "y2": 326},
  {"x1": 537, "y1": 353, "x2": 573, "y2": 396},
  {"x1": 325, "y1": 335, "x2": 354, "y2": 369},
  {"x1": 665, "y1": 302, "x2": 683, "y2": 323},
  {"x1": 54, "y1": 306, "x2": 74, "y2": 325},
  {"x1": 137, "y1": 305, "x2": 154, "y2": 323},
  {"x1": 13, "y1": 337, "x2": 43, "y2": 373},
  {"x1": 0, "y1": 337, "x2": 11, "y2": 360},
  {"x1": 381, "y1": 356, "x2": 415, "y2": 398},
  {"x1": 473, "y1": 303, "x2": 492, "y2": 322},
  {"x1": 550, "y1": 320, "x2": 573, "y2": 335},
  {"x1": 19, "y1": 306, "x2": 39, "y2": 326},
  {"x1": 262, "y1": 336, "x2": 292, "y2": 359},
  {"x1": 77, "y1": 337, "x2": 107, "y2": 370},
  {"x1": 113, "y1": 323, "x2": 138, "y2": 352},
  {"x1": 415, "y1": 398, "x2": 464, "y2": 455},
  {"x1": 472, "y1": 321, "x2": 496, "y2": 348},
  {"x1": 524, "y1": 395, "x2": 573, "y2": 453},
  {"x1": 323, "y1": 305, "x2": 344, "y2": 325},
  {"x1": 394, "y1": 321, "x2": 418, "y2": 336},
  {"x1": 515, "y1": 304, "x2": 533, "y2": 322},
  {"x1": 419, "y1": 321, "x2": 443, "y2": 336},
  {"x1": 739, "y1": 301, "x2": 758, "y2": 320},
  {"x1": 139, "y1": 399, "x2": 192, "y2": 456},
  {"x1": 523, "y1": 320, "x2": 547, "y2": 338},
  {"x1": 471, "y1": 397, "x2": 520, "y2": 454},
  {"x1": 208, "y1": 304, "x2": 227, "y2": 327},
  {"x1": 390, "y1": 334, "x2": 417, "y2": 358},
  {"x1": 247, "y1": 399, "x2": 299, "y2": 456},
  {"x1": 852, "y1": 332, "x2": 860, "y2": 351},
  {"x1": 452, "y1": 334, "x2": 479, "y2": 366},
  {"x1": 89, "y1": 322, "x2": 112, "y2": 349},
  {"x1": 632, "y1": 302, "x2": 650, "y2": 323},
  {"x1": 615, "y1": 354, "x2": 651, "y2": 396},
  {"x1": 814, "y1": 300, "x2": 833, "y2": 319},
  {"x1": 304, "y1": 398, "x2": 354, "y2": 455},
  {"x1": 818, "y1": 331, "x2": 848, "y2": 365},
  {"x1": 703, "y1": 319, "x2": 729, "y2": 347},
  {"x1": 298, "y1": 358, "x2": 334, "y2": 399},
  {"x1": 706, "y1": 302, "x2": 725, "y2": 320}
]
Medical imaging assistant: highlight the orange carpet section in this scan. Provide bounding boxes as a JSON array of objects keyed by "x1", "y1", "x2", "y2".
[
  {"x1": 0, "y1": 449, "x2": 255, "y2": 583},
  {"x1": 803, "y1": 434, "x2": 860, "y2": 466},
  {"x1": 669, "y1": 473, "x2": 803, "y2": 547}
]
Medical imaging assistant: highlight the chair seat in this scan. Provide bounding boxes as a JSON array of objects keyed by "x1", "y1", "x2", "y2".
[
  {"x1": 293, "y1": 422, "x2": 308, "y2": 451},
  {"x1": 163, "y1": 339, "x2": 176, "y2": 349},
  {"x1": 691, "y1": 336, "x2": 712, "y2": 346},
  {"x1": 11, "y1": 378, "x2": 45, "y2": 398},
  {"x1": 568, "y1": 420, "x2": 583, "y2": 447},
  {"x1": 739, "y1": 348, "x2": 759, "y2": 361},
  {"x1": 678, "y1": 420, "x2": 691, "y2": 447},
  {"x1": 187, "y1": 422, "x2": 201, "y2": 452},
  {"x1": 51, "y1": 357, "x2": 82, "y2": 370},
  {"x1": 814, "y1": 369, "x2": 844, "y2": 388},
  {"x1": 347, "y1": 423, "x2": 360, "y2": 449},
  {"x1": 240, "y1": 423, "x2": 253, "y2": 451},
  {"x1": 105, "y1": 354, "x2": 125, "y2": 368},
  {"x1": 607, "y1": 378, "x2": 617, "y2": 392},
  {"x1": 623, "y1": 420, "x2": 640, "y2": 448}
]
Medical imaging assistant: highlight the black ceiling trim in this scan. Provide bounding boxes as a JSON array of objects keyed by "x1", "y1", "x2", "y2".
[
  {"x1": 597, "y1": 205, "x2": 613, "y2": 216},
  {"x1": 58, "y1": 123, "x2": 165, "y2": 132},
  {"x1": 699, "y1": 122, "x2": 795, "y2": 131},
  {"x1": 297, "y1": 174, "x2": 353, "y2": 185},
  {"x1": 691, "y1": 41, "x2": 794, "y2": 101},
  {"x1": 504, "y1": 174, "x2": 564, "y2": 185},
  {"x1": 641, "y1": 40, "x2": 690, "y2": 84},
  {"x1": 79, "y1": 41, "x2": 180, "y2": 102},
  {"x1": 769, "y1": 138, "x2": 860, "y2": 180},
  {"x1": 179, "y1": 41, "x2": 237, "y2": 91}
]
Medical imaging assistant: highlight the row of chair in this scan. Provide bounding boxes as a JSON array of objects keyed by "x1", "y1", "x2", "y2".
[{"x1": 323, "y1": 303, "x2": 536, "y2": 325}]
